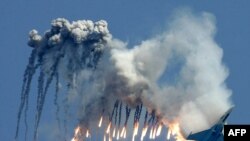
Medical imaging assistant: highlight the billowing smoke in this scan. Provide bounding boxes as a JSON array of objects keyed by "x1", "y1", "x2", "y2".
[{"x1": 15, "y1": 9, "x2": 232, "y2": 141}]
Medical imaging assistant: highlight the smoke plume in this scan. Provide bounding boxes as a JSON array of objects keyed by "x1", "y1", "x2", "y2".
[{"x1": 16, "y1": 9, "x2": 232, "y2": 141}]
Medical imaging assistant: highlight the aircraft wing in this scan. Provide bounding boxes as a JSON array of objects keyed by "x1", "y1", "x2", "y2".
[
  {"x1": 186, "y1": 128, "x2": 210, "y2": 141},
  {"x1": 186, "y1": 127, "x2": 225, "y2": 141},
  {"x1": 217, "y1": 135, "x2": 223, "y2": 141}
]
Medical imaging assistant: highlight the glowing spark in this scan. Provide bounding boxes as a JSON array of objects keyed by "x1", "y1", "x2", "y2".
[
  {"x1": 98, "y1": 116, "x2": 103, "y2": 127},
  {"x1": 106, "y1": 122, "x2": 111, "y2": 134}
]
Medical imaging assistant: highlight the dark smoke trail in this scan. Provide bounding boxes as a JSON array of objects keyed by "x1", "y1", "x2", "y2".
[
  {"x1": 118, "y1": 102, "x2": 122, "y2": 128},
  {"x1": 33, "y1": 53, "x2": 63, "y2": 141},
  {"x1": 134, "y1": 104, "x2": 142, "y2": 123},
  {"x1": 124, "y1": 105, "x2": 131, "y2": 126},
  {"x1": 154, "y1": 117, "x2": 159, "y2": 127},
  {"x1": 37, "y1": 71, "x2": 44, "y2": 112},
  {"x1": 110, "y1": 100, "x2": 119, "y2": 122},
  {"x1": 33, "y1": 68, "x2": 44, "y2": 141},
  {"x1": 144, "y1": 111, "x2": 148, "y2": 127},
  {"x1": 148, "y1": 110, "x2": 156, "y2": 126},
  {"x1": 54, "y1": 72, "x2": 62, "y2": 132},
  {"x1": 15, "y1": 49, "x2": 37, "y2": 140},
  {"x1": 60, "y1": 82, "x2": 73, "y2": 139},
  {"x1": 134, "y1": 105, "x2": 139, "y2": 123},
  {"x1": 36, "y1": 54, "x2": 45, "y2": 115},
  {"x1": 114, "y1": 101, "x2": 119, "y2": 126},
  {"x1": 137, "y1": 104, "x2": 143, "y2": 122},
  {"x1": 63, "y1": 97, "x2": 69, "y2": 141}
]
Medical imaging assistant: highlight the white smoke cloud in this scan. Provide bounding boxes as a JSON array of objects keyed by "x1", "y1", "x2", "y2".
[{"x1": 104, "y1": 9, "x2": 232, "y2": 135}]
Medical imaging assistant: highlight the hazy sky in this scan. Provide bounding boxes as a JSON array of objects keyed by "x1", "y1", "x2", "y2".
[{"x1": 0, "y1": 0, "x2": 250, "y2": 141}]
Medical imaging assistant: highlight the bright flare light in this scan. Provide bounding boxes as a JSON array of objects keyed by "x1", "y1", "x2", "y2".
[
  {"x1": 116, "y1": 130, "x2": 120, "y2": 140},
  {"x1": 99, "y1": 116, "x2": 103, "y2": 127},
  {"x1": 140, "y1": 125, "x2": 148, "y2": 141},
  {"x1": 103, "y1": 134, "x2": 106, "y2": 141},
  {"x1": 120, "y1": 126, "x2": 126, "y2": 138},
  {"x1": 71, "y1": 126, "x2": 81, "y2": 141},
  {"x1": 71, "y1": 120, "x2": 187, "y2": 141},
  {"x1": 86, "y1": 129, "x2": 90, "y2": 138},
  {"x1": 152, "y1": 127, "x2": 156, "y2": 139},
  {"x1": 132, "y1": 122, "x2": 139, "y2": 141},
  {"x1": 106, "y1": 122, "x2": 111, "y2": 134},
  {"x1": 156, "y1": 124, "x2": 163, "y2": 137},
  {"x1": 149, "y1": 127, "x2": 153, "y2": 139},
  {"x1": 112, "y1": 128, "x2": 116, "y2": 138},
  {"x1": 71, "y1": 114, "x2": 187, "y2": 141}
]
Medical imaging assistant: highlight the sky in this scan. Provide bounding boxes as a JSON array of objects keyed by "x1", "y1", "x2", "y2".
[{"x1": 0, "y1": 0, "x2": 250, "y2": 141}]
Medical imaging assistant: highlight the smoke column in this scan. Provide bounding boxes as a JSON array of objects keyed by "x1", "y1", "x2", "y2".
[{"x1": 16, "y1": 9, "x2": 232, "y2": 141}]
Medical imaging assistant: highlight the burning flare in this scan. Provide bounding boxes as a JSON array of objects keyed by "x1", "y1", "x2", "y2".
[
  {"x1": 70, "y1": 108, "x2": 188, "y2": 141},
  {"x1": 132, "y1": 122, "x2": 139, "y2": 141},
  {"x1": 167, "y1": 121, "x2": 186, "y2": 141},
  {"x1": 86, "y1": 129, "x2": 90, "y2": 138},
  {"x1": 71, "y1": 126, "x2": 81, "y2": 141},
  {"x1": 140, "y1": 125, "x2": 148, "y2": 141},
  {"x1": 156, "y1": 124, "x2": 163, "y2": 137},
  {"x1": 106, "y1": 122, "x2": 111, "y2": 134},
  {"x1": 120, "y1": 126, "x2": 126, "y2": 138}
]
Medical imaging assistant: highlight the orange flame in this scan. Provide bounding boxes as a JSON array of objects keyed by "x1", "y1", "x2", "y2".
[
  {"x1": 167, "y1": 121, "x2": 186, "y2": 141},
  {"x1": 135, "y1": 122, "x2": 139, "y2": 135},
  {"x1": 72, "y1": 114, "x2": 188, "y2": 141}
]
